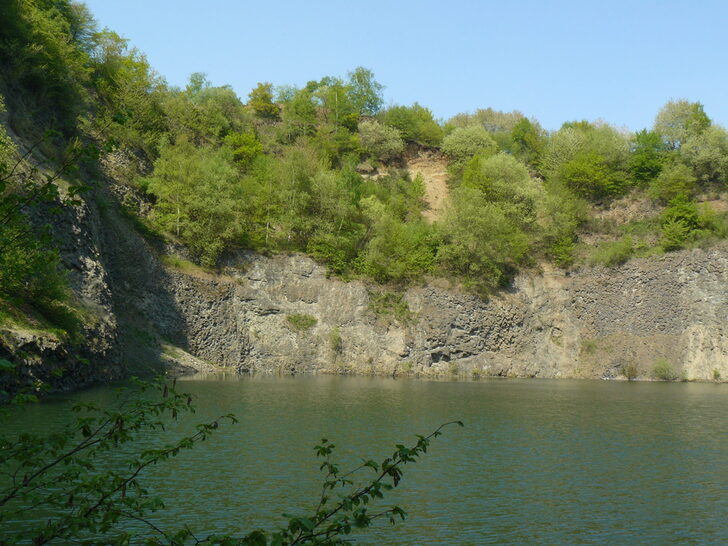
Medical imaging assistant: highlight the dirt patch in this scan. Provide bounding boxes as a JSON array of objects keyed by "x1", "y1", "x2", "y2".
[{"x1": 406, "y1": 150, "x2": 449, "y2": 222}]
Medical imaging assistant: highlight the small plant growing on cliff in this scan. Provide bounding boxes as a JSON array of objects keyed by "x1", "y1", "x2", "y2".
[
  {"x1": 652, "y1": 358, "x2": 678, "y2": 381},
  {"x1": 581, "y1": 338, "x2": 598, "y2": 355},
  {"x1": 368, "y1": 291, "x2": 412, "y2": 324},
  {"x1": 328, "y1": 327, "x2": 343, "y2": 354},
  {"x1": 286, "y1": 313, "x2": 317, "y2": 332},
  {"x1": 713, "y1": 369, "x2": 721, "y2": 382},
  {"x1": 622, "y1": 364, "x2": 638, "y2": 381}
]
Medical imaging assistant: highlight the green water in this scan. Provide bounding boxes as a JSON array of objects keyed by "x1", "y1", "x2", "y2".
[{"x1": 4, "y1": 376, "x2": 727, "y2": 544}]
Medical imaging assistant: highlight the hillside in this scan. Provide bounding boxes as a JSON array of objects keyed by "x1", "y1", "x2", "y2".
[{"x1": 2, "y1": 0, "x2": 728, "y2": 396}]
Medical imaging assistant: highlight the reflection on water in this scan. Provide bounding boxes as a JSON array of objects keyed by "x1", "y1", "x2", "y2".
[{"x1": 4, "y1": 376, "x2": 728, "y2": 544}]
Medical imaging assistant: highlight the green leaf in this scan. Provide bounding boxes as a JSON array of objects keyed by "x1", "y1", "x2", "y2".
[{"x1": 0, "y1": 359, "x2": 15, "y2": 371}]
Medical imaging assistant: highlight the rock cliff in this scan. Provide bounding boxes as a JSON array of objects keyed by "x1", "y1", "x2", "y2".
[{"x1": 4, "y1": 188, "x2": 727, "y2": 391}]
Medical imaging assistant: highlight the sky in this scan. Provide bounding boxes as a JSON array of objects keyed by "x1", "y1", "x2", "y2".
[{"x1": 83, "y1": 0, "x2": 728, "y2": 132}]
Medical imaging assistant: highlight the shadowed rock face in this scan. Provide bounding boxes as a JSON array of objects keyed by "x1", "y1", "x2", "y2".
[
  {"x1": 104, "y1": 195, "x2": 728, "y2": 381},
  {"x1": 5, "y1": 188, "x2": 728, "y2": 394}
]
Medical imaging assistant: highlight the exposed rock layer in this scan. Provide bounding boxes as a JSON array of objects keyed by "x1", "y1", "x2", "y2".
[{"x1": 4, "y1": 190, "x2": 727, "y2": 394}]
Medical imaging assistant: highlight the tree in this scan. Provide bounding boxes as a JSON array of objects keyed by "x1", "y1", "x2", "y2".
[
  {"x1": 461, "y1": 152, "x2": 544, "y2": 230},
  {"x1": 555, "y1": 150, "x2": 627, "y2": 200},
  {"x1": 356, "y1": 196, "x2": 438, "y2": 283},
  {"x1": 248, "y1": 82, "x2": 280, "y2": 120},
  {"x1": 347, "y1": 67, "x2": 384, "y2": 116},
  {"x1": 441, "y1": 126, "x2": 497, "y2": 167},
  {"x1": 628, "y1": 129, "x2": 667, "y2": 185},
  {"x1": 653, "y1": 99, "x2": 711, "y2": 150},
  {"x1": 510, "y1": 118, "x2": 546, "y2": 168},
  {"x1": 224, "y1": 131, "x2": 264, "y2": 172},
  {"x1": 358, "y1": 120, "x2": 404, "y2": 162},
  {"x1": 143, "y1": 138, "x2": 246, "y2": 266},
  {"x1": 679, "y1": 125, "x2": 728, "y2": 185},
  {"x1": 648, "y1": 163, "x2": 697, "y2": 203},
  {"x1": 438, "y1": 187, "x2": 530, "y2": 293},
  {"x1": 379, "y1": 104, "x2": 443, "y2": 147}
]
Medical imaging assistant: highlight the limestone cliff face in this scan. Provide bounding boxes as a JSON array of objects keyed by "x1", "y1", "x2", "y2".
[
  {"x1": 5, "y1": 189, "x2": 728, "y2": 392},
  {"x1": 102, "y1": 195, "x2": 728, "y2": 381}
]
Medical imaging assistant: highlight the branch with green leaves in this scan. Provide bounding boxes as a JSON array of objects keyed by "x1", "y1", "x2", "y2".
[
  {"x1": 0, "y1": 378, "x2": 236, "y2": 545},
  {"x1": 1, "y1": 375, "x2": 462, "y2": 545}
]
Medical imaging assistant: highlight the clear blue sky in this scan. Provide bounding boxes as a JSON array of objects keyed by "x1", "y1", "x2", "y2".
[{"x1": 84, "y1": 0, "x2": 727, "y2": 132}]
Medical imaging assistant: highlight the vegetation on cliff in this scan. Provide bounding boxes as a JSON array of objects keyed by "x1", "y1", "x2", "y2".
[{"x1": 1, "y1": 0, "x2": 727, "y2": 306}]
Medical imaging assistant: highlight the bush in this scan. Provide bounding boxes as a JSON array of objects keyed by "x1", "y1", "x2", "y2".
[
  {"x1": 286, "y1": 313, "x2": 317, "y2": 331},
  {"x1": 357, "y1": 119, "x2": 404, "y2": 162},
  {"x1": 555, "y1": 150, "x2": 628, "y2": 200},
  {"x1": 441, "y1": 126, "x2": 497, "y2": 166},
  {"x1": 648, "y1": 163, "x2": 697, "y2": 203},
  {"x1": 660, "y1": 194, "x2": 702, "y2": 251},
  {"x1": 623, "y1": 364, "x2": 638, "y2": 381},
  {"x1": 652, "y1": 358, "x2": 678, "y2": 380},
  {"x1": 590, "y1": 236, "x2": 634, "y2": 267},
  {"x1": 379, "y1": 103, "x2": 443, "y2": 146},
  {"x1": 328, "y1": 327, "x2": 343, "y2": 354},
  {"x1": 368, "y1": 291, "x2": 412, "y2": 324}
]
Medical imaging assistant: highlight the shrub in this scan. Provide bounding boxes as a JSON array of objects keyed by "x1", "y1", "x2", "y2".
[
  {"x1": 357, "y1": 119, "x2": 404, "y2": 162},
  {"x1": 652, "y1": 358, "x2": 678, "y2": 380},
  {"x1": 713, "y1": 369, "x2": 721, "y2": 382},
  {"x1": 441, "y1": 126, "x2": 497, "y2": 166},
  {"x1": 328, "y1": 327, "x2": 343, "y2": 354},
  {"x1": 622, "y1": 364, "x2": 638, "y2": 381},
  {"x1": 556, "y1": 150, "x2": 628, "y2": 200},
  {"x1": 379, "y1": 103, "x2": 443, "y2": 146},
  {"x1": 581, "y1": 338, "x2": 598, "y2": 355},
  {"x1": 286, "y1": 313, "x2": 317, "y2": 331},
  {"x1": 648, "y1": 163, "x2": 697, "y2": 203},
  {"x1": 660, "y1": 194, "x2": 702, "y2": 251},
  {"x1": 368, "y1": 291, "x2": 412, "y2": 323},
  {"x1": 590, "y1": 236, "x2": 634, "y2": 267}
]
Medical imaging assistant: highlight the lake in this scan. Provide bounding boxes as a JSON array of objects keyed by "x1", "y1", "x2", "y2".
[{"x1": 3, "y1": 375, "x2": 727, "y2": 544}]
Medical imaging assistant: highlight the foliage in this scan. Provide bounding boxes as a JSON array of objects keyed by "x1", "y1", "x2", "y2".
[
  {"x1": 379, "y1": 104, "x2": 443, "y2": 146},
  {"x1": 554, "y1": 150, "x2": 628, "y2": 200},
  {"x1": 648, "y1": 162, "x2": 697, "y2": 203},
  {"x1": 356, "y1": 196, "x2": 438, "y2": 283},
  {"x1": 628, "y1": 130, "x2": 666, "y2": 185},
  {"x1": 537, "y1": 182, "x2": 587, "y2": 265},
  {"x1": 589, "y1": 236, "x2": 634, "y2": 267},
  {"x1": 0, "y1": 378, "x2": 237, "y2": 544},
  {"x1": 367, "y1": 291, "x2": 413, "y2": 324},
  {"x1": 446, "y1": 108, "x2": 524, "y2": 133},
  {"x1": 347, "y1": 67, "x2": 384, "y2": 116},
  {"x1": 357, "y1": 120, "x2": 404, "y2": 162},
  {"x1": 224, "y1": 131, "x2": 264, "y2": 171},
  {"x1": 510, "y1": 117, "x2": 546, "y2": 168},
  {"x1": 286, "y1": 313, "x2": 318, "y2": 331},
  {"x1": 654, "y1": 99, "x2": 711, "y2": 150},
  {"x1": 328, "y1": 327, "x2": 343, "y2": 354},
  {"x1": 0, "y1": 377, "x2": 460, "y2": 544},
  {"x1": 441, "y1": 126, "x2": 497, "y2": 167},
  {"x1": 0, "y1": 120, "x2": 90, "y2": 327},
  {"x1": 248, "y1": 82, "x2": 280, "y2": 120},
  {"x1": 143, "y1": 138, "x2": 246, "y2": 266},
  {"x1": 438, "y1": 187, "x2": 530, "y2": 294},
  {"x1": 462, "y1": 152, "x2": 544, "y2": 230},
  {"x1": 622, "y1": 364, "x2": 638, "y2": 381},
  {"x1": 679, "y1": 125, "x2": 728, "y2": 185},
  {"x1": 659, "y1": 194, "x2": 702, "y2": 251},
  {"x1": 652, "y1": 358, "x2": 678, "y2": 381}
]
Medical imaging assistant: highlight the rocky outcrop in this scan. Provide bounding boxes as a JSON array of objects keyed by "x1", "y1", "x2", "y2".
[
  {"x1": 7, "y1": 187, "x2": 727, "y2": 392},
  {"x1": 100, "y1": 194, "x2": 728, "y2": 381}
]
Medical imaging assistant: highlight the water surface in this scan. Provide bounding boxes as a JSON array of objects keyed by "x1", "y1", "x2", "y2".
[{"x1": 5, "y1": 376, "x2": 727, "y2": 544}]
